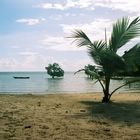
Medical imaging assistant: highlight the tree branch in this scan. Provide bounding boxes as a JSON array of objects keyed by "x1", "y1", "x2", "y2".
[
  {"x1": 74, "y1": 69, "x2": 85, "y2": 75},
  {"x1": 109, "y1": 79, "x2": 140, "y2": 98},
  {"x1": 97, "y1": 78, "x2": 105, "y2": 93}
]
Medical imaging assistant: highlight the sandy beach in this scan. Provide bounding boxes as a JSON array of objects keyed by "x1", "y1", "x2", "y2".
[{"x1": 0, "y1": 92, "x2": 140, "y2": 140}]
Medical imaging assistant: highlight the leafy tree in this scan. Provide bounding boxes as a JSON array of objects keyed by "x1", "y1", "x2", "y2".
[
  {"x1": 75, "y1": 64, "x2": 103, "y2": 79},
  {"x1": 70, "y1": 17, "x2": 140, "y2": 103},
  {"x1": 84, "y1": 65, "x2": 96, "y2": 79},
  {"x1": 123, "y1": 44, "x2": 140, "y2": 76},
  {"x1": 45, "y1": 63, "x2": 64, "y2": 79}
]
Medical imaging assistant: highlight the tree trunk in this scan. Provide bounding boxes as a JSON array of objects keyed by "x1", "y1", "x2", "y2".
[
  {"x1": 102, "y1": 75, "x2": 110, "y2": 103},
  {"x1": 102, "y1": 92, "x2": 110, "y2": 103}
]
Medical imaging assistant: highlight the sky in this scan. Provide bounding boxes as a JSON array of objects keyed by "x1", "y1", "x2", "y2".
[{"x1": 0, "y1": 0, "x2": 140, "y2": 72}]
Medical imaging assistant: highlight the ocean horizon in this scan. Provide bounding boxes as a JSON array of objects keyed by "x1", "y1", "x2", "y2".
[{"x1": 0, "y1": 71, "x2": 140, "y2": 94}]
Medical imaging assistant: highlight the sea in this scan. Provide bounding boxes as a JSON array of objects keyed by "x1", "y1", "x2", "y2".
[{"x1": 0, "y1": 72, "x2": 140, "y2": 94}]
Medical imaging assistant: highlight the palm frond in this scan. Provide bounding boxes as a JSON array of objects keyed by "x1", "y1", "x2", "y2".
[
  {"x1": 105, "y1": 51, "x2": 125, "y2": 71},
  {"x1": 91, "y1": 50, "x2": 126, "y2": 75},
  {"x1": 70, "y1": 29, "x2": 93, "y2": 47},
  {"x1": 88, "y1": 40, "x2": 106, "y2": 51},
  {"x1": 88, "y1": 41, "x2": 106, "y2": 65},
  {"x1": 74, "y1": 69, "x2": 85, "y2": 75},
  {"x1": 109, "y1": 17, "x2": 140, "y2": 52}
]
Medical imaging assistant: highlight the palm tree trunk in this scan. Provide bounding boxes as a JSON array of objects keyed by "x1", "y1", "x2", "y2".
[{"x1": 102, "y1": 75, "x2": 110, "y2": 103}]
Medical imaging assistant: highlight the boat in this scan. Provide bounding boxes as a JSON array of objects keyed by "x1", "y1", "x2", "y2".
[
  {"x1": 13, "y1": 76, "x2": 30, "y2": 79},
  {"x1": 111, "y1": 77, "x2": 123, "y2": 80}
]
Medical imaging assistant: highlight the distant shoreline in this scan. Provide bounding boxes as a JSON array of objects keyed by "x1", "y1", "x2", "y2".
[{"x1": 0, "y1": 91, "x2": 140, "y2": 95}]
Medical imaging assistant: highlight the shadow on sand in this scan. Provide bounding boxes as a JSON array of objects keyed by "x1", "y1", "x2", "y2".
[{"x1": 78, "y1": 100, "x2": 140, "y2": 124}]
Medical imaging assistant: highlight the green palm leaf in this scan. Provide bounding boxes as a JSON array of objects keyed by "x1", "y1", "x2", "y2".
[
  {"x1": 100, "y1": 50, "x2": 126, "y2": 75},
  {"x1": 109, "y1": 17, "x2": 140, "y2": 52},
  {"x1": 88, "y1": 41, "x2": 106, "y2": 65},
  {"x1": 70, "y1": 29, "x2": 93, "y2": 47},
  {"x1": 70, "y1": 30, "x2": 107, "y2": 65}
]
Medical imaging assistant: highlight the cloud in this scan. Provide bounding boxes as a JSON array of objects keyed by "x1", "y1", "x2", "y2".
[
  {"x1": 66, "y1": 0, "x2": 93, "y2": 8},
  {"x1": 2, "y1": 17, "x2": 114, "y2": 52},
  {"x1": 0, "y1": 31, "x2": 88, "y2": 71},
  {"x1": 0, "y1": 52, "x2": 91, "y2": 71},
  {"x1": 18, "y1": 52, "x2": 38, "y2": 56},
  {"x1": 61, "y1": 58, "x2": 92, "y2": 71},
  {"x1": 61, "y1": 18, "x2": 113, "y2": 41},
  {"x1": 37, "y1": 3, "x2": 65, "y2": 10},
  {"x1": 36, "y1": 0, "x2": 93, "y2": 10},
  {"x1": 0, "y1": 31, "x2": 44, "y2": 51},
  {"x1": 48, "y1": 14, "x2": 63, "y2": 21},
  {"x1": 39, "y1": 35, "x2": 86, "y2": 51},
  {"x1": 0, "y1": 58, "x2": 17, "y2": 71},
  {"x1": 0, "y1": 54, "x2": 53, "y2": 71},
  {"x1": 95, "y1": 0, "x2": 140, "y2": 14},
  {"x1": 36, "y1": 0, "x2": 140, "y2": 16},
  {"x1": 16, "y1": 18, "x2": 46, "y2": 25}
]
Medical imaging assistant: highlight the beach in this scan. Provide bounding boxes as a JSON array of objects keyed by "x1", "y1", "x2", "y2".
[{"x1": 0, "y1": 92, "x2": 140, "y2": 140}]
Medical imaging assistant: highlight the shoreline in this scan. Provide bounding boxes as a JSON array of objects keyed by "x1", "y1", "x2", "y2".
[
  {"x1": 0, "y1": 90, "x2": 140, "y2": 95},
  {"x1": 0, "y1": 92, "x2": 140, "y2": 140}
]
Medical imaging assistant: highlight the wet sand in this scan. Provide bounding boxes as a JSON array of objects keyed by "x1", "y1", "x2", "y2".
[{"x1": 0, "y1": 92, "x2": 140, "y2": 140}]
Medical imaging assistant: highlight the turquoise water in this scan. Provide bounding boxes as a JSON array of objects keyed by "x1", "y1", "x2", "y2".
[{"x1": 0, "y1": 72, "x2": 140, "y2": 94}]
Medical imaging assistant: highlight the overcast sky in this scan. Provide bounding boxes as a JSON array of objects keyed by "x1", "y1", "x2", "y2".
[{"x1": 0, "y1": 0, "x2": 140, "y2": 71}]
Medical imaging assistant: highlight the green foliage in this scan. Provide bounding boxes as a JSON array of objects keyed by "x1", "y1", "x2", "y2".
[
  {"x1": 122, "y1": 44, "x2": 140, "y2": 75},
  {"x1": 75, "y1": 64, "x2": 102, "y2": 79},
  {"x1": 109, "y1": 17, "x2": 140, "y2": 52},
  {"x1": 84, "y1": 64, "x2": 102, "y2": 79},
  {"x1": 45, "y1": 63, "x2": 64, "y2": 78},
  {"x1": 70, "y1": 17, "x2": 140, "y2": 102}
]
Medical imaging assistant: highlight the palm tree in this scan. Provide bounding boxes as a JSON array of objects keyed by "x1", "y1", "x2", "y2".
[{"x1": 70, "y1": 17, "x2": 140, "y2": 102}]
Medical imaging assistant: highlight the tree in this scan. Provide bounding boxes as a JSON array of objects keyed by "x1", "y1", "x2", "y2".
[
  {"x1": 75, "y1": 64, "x2": 103, "y2": 79},
  {"x1": 123, "y1": 44, "x2": 140, "y2": 76},
  {"x1": 70, "y1": 17, "x2": 140, "y2": 103},
  {"x1": 45, "y1": 63, "x2": 64, "y2": 79}
]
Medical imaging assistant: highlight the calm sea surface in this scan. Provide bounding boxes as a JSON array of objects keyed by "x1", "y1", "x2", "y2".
[{"x1": 0, "y1": 72, "x2": 140, "y2": 94}]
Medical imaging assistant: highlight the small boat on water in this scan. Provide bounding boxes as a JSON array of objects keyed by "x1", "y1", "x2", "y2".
[
  {"x1": 13, "y1": 76, "x2": 30, "y2": 79},
  {"x1": 111, "y1": 77, "x2": 123, "y2": 80}
]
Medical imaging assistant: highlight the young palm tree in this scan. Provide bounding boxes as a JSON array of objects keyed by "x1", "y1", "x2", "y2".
[{"x1": 70, "y1": 17, "x2": 140, "y2": 102}]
